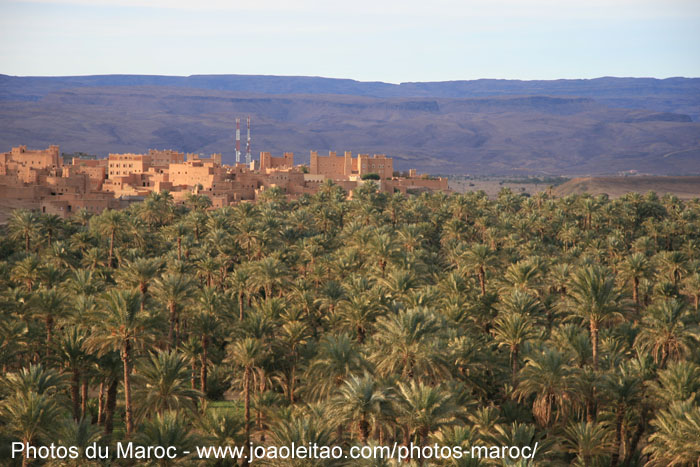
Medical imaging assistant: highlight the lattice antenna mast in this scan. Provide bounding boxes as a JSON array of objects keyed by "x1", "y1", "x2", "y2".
[
  {"x1": 235, "y1": 118, "x2": 241, "y2": 164},
  {"x1": 245, "y1": 116, "x2": 251, "y2": 164}
]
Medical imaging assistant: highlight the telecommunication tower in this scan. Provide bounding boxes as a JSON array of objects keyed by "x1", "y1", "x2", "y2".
[
  {"x1": 245, "y1": 116, "x2": 251, "y2": 164},
  {"x1": 235, "y1": 118, "x2": 241, "y2": 164}
]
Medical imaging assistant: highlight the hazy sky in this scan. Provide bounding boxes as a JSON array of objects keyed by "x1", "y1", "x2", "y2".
[{"x1": 1, "y1": 0, "x2": 699, "y2": 82}]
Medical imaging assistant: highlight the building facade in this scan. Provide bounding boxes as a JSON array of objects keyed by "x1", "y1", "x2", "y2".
[{"x1": 1, "y1": 145, "x2": 448, "y2": 219}]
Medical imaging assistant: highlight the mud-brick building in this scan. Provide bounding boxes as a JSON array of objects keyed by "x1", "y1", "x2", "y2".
[{"x1": 309, "y1": 151, "x2": 394, "y2": 180}]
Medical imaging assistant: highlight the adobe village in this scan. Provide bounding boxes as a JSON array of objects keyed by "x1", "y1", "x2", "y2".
[{"x1": 0, "y1": 144, "x2": 447, "y2": 220}]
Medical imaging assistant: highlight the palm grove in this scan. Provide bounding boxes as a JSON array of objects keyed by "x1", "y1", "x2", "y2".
[{"x1": 1, "y1": 182, "x2": 700, "y2": 466}]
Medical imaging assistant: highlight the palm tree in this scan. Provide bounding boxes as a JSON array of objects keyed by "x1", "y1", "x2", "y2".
[
  {"x1": 681, "y1": 271, "x2": 700, "y2": 310},
  {"x1": 602, "y1": 365, "x2": 643, "y2": 466},
  {"x1": 116, "y1": 257, "x2": 164, "y2": 312},
  {"x1": 93, "y1": 351, "x2": 122, "y2": 437},
  {"x1": 371, "y1": 307, "x2": 449, "y2": 382},
  {"x1": 230, "y1": 267, "x2": 252, "y2": 321},
  {"x1": 328, "y1": 373, "x2": 394, "y2": 443},
  {"x1": 227, "y1": 337, "x2": 267, "y2": 455},
  {"x1": 0, "y1": 317, "x2": 28, "y2": 373},
  {"x1": 8, "y1": 209, "x2": 40, "y2": 253},
  {"x1": 92, "y1": 209, "x2": 126, "y2": 268},
  {"x1": 636, "y1": 298, "x2": 698, "y2": 368},
  {"x1": 0, "y1": 391, "x2": 65, "y2": 467},
  {"x1": 396, "y1": 380, "x2": 458, "y2": 447},
  {"x1": 11, "y1": 254, "x2": 43, "y2": 292},
  {"x1": 501, "y1": 258, "x2": 545, "y2": 295},
  {"x1": 1, "y1": 363, "x2": 66, "y2": 396},
  {"x1": 251, "y1": 255, "x2": 289, "y2": 298},
  {"x1": 305, "y1": 333, "x2": 366, "y2": 401},
  {"x1": 86, "y1": 289, "x2": 153, "y2": 436},
  {"x1": 619, "y1": 252, "x2": 650, "y2": 307},
  {"x1": 564, "y1": 265, "x2": 627, "y2": 369},
  {"x1": 185, "y1": 192, "x2": 212, "y2": 212},
  {"x1": 54, "y1": 327, "x2": 89, "y2": 420},
  {"x1": 462, "y1": 244, "x2": 494, "y2": 296},
  {"x1": 657, "y1": 251, "x2": 687, "y2": 286},
  {"x1": 47, "y1": 418, "x2": 103, "y2": 467},
  {"x1": 136, "y1": 411, "x2": 199, "y2": 466},
  {"x1": 40, "y1": 213, "x2": 64, "y2": 248},
  {"x1": 378, "y1": 268, "x2": 420, "y2": 303},
  {"x1": 492, "y1": 310, "x2": 538, "y2": 384},
  {"x1": 644, "y1": 401, "x2": 700, "y2": 466},
  {"x1": 367, "y1": 232, "x2": 399, "y2": 275},
  {"x1": 185, "y1": 209, "x2": 208, "y2": 243},
  {"x1": 335, "y1": 293, "x2": 379, "y2": 344},
  {"x1": 133, "y1": 350, "x2": 202, "y2": 419},
  {"x1": 514, "y1": 348, "x2": 574, "y2": 427},
  {"x1": 153, "y1": 272, "x2": 194, "y2": 349},
  {"x1": 649, "y1": 361, "x2": 700, "y2": 405},
  {"x1": 265, "y1": 415, "x2": 342, "y2": 467},
  {"x1": 563, "y1": 421, "x2": 612, "y2": 467},
  {"x1": 192, "y1": 302, "x2": 220, "y2": 396},
  {"x1": 197, "y1": 404, "x2": 244, "y2": 445},
  {"x1": 32, "y1": 287, "x2": 67, "y2": 354},
  {"x1": 275, "y1": 319, "x2": 310, "y2": 403},
  {"x1": 138, "y1": 190, "x2": 174, "y2": 228}
]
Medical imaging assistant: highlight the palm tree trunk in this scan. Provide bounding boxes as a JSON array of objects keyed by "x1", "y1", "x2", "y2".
[
  {"x1": 478, "y1": 266, "x2": 486, "y2": 296},
  {"x1": 611, "y1": 402, "x2": 624, "y2": 467},
  {"x1": 511, "y1": 347, "x2": 519, "y2": 384},
  {"x1": 359, "y1": 418, "x2": 370, "y2": 443},
  {"x1": 81, "y1": 379, "x2": 88, "y2": 419},
  {"x1": 357, "y1": 325, "x2": 365, "y2": 344},
  {"x1": 633, "y1": 277, "x2": 639, "y2": 306},
  {"x1": 200, "y1": 335, "x2": 208, "y2": 398},
  {"x1": 168, "y1": 302, "x2": 176, "y2": 350},
  {"x1": 122, "y1": 340, "x2": 134, "y2": 436},
  {"x1": 45, "y1": 315, "x2": 53, "y2": 356},
  {"x1": 289, "y1": 363, "x2": 296, "y2": 403},
  {"x1": 139, "y1": 286, "x2": 147, "y2": 314},
  {"x1": 623, "y1": 407, "x2": 647, "y2": 467},
  {"x1": 244, "y1": 366, "x2": 251, "y2": 465},
  {"x1": 25, "y1": 232, "x2": 30, "y2": 253},
  {"x1": 191, "y1": 358, "x2": 197, "y2": 389},
  {"x1": 21, "y1": 437, "x2": 29, "y2": 467},
  {"x1": 71, "y1": 370, "x2": 80, "y2": 420},
  {"x1": 108, "y1": 230, "x2": 115, "y2": 268},
  {"x1": 238, "y1": 291, "x2": 244, "y2": 321},
  {"x1": 590, "y1": 320, "x2": 599, "y2": 370},
  {"x1": 97, "y1": 382, "x2": 105, "y2": 424},
  {"x1": 104, "y1": 379, "x2": 117, "y2": 436},
  {"x1": 660, "y1": 347, "x2": 668, "y2": 369},
  {"x1": 177, "y1": 236, "x2": 182, "y2": 261},
  {"x1": 258, "y1": 369, "x2": 266, "y2": 442}
]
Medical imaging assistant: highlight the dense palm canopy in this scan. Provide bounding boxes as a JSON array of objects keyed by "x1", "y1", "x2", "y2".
[{"x1": 1, "y1": 187, "x2": 700, "y2": 465}]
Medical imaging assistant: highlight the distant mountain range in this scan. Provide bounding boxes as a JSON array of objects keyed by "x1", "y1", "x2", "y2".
[{"x1": 1, "y1": 74, "x2": 699, "y2": 175}]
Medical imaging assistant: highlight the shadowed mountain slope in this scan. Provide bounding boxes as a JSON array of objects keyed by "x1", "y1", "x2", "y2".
[{"x1": 1, "y1": 75, "x2": 699, "y2": 175}]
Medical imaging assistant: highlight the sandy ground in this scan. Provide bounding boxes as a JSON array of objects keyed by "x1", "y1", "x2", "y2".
[
  {"x1": 553, "y1": 176, "x2": 700, "y2": 200},
  {"x1": 449, "y1": 179, "x2": 548, "y2": 198}
]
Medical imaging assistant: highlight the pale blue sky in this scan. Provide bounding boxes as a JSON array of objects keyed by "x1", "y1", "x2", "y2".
[{"x1": 1, "y1": 0, "x2": 699, "y2": 82}]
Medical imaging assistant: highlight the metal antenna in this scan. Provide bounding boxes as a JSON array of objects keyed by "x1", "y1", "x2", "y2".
[
  {"x1": 245, "y1": 116, "x2": 251, "y2": 164},
  {"x1": 235, "y1": 118, "x2": 241, "y2": 164}
]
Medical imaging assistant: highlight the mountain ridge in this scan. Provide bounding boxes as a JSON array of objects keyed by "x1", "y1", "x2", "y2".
[{"x1": 1, "y1": 75, "x2": 699, "y2": 175}]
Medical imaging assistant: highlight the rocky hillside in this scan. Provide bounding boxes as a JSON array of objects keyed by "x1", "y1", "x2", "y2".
[{"x1": 1, "y1": 75, "x2": 699, "y2": 175}]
